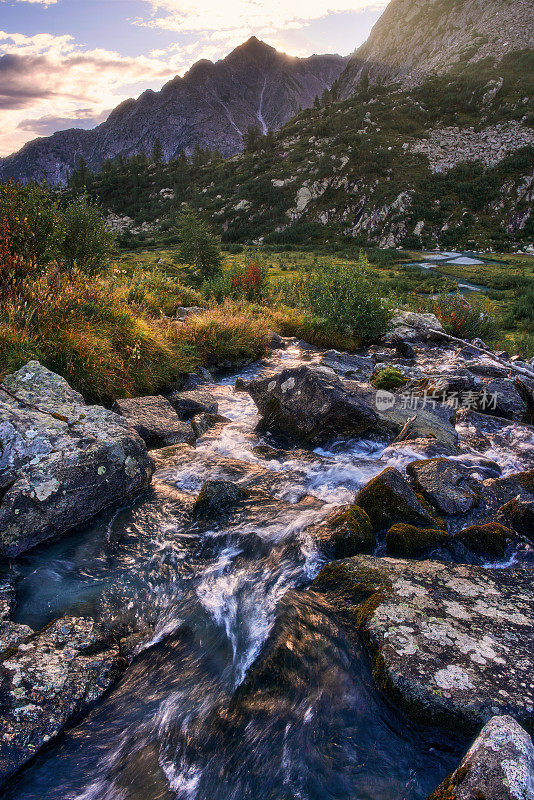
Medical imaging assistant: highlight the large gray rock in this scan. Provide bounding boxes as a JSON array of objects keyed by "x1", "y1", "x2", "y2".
[
  {"x1": 0, "y1": 616, "x2": 125, "y2": 786},
  {"x1": 313, "y1": 556, "x2": 534, "y2": 730},
  {"x1": 319, "y1": 350, "x2": 374, "y2": 380},
  {"x1": 406, "y1": 458, "x2": 481, "y2": 515},
  {"x1": 247, "y1": 365, "x2": 381, "y2": 443},
  {"x1": 164, "y1": 388, "x2": 218, "y2": 419},
  {"x1": 382, "y1": 311, "x2": 445, "y2": 345},
  {"x1": 480, "y1": 378, "x2": 529, "y2": 421},
  {"x1": 428, "y1": 715, "x2": 534, "y2": 800},
  {"x1": 0, "y1": 362, "x2": 154, "y2": 556},
  {"x1": 114, "y1": 395, "x2": 196, "y2": 448}
]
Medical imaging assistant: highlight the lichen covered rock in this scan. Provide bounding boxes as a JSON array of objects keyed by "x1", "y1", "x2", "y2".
[
  {"x1": 313, "y1": 556, "x2": 534, "y2": 730},
  {"x1": 0, "y1": 362, "x2": 154, "y2": 556},
  {"x1": 114, "y1": 395, "x2": 196, "y2": 448},
  {"x1": 0, "y1": 616, "x2": 126, "y2": 786},
  {"x1": 428, "y1": 715, "x2": 534, "y2": 800}
]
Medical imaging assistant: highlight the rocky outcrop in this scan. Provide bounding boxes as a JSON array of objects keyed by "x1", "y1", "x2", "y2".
[
  {"x1": 0, "y1": 38, "x2": 346, "y2": 185},
  {"x1": 0, "y1": 616, "x2": 125, "y2": 786},
  {"x1": 0, "y1": 362, "x2": 154, "y2": 556},
  {"x1": 338, "y1": 0, "x2": 534, "y2": 94},
  {"x1": 428, "y1": 715, "x2": 534, "y2": 800},
  {"x1": 313, "y1": 556, "x2": 534, "y2": 730},
  {"x1": 114, "y1": 395, "x2": 196, "y2": 448}
]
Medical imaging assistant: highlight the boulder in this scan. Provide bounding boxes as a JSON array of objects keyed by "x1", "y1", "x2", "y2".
[
  {"x1": 0, "y1": 616, "x2": 125, "y2": 786},
  {"x1": 247, "y1": 365, "x2": 381, "y2": 443},
  {"x1": 385, "y1": 524, "x2": 450, "y2": 557},
  {"x1": 0, "y1": 579, "x2": 32, "y2": 653},
  {"x1": 406, "y1": 458, "x2": 481, "y2": 515},
  {"x1": 479, "y1": 378, "x2": 529, "y2": 421},
  {"x1": 454, "y1": 522, "x2": 515, "y2": 559},
  {"x1": 191, "y1": 412, "x2": 230, "y2": 438},
  {"x1": 0, "y1": 362, "x2": 154, "y2": 557},
  {"x1": 497, "y1": 496, "x2": 534, "y2": 539},
  {"x1": 313, "y1": 505, "x2": 375, "y2": 557},
  {"x1": 313, "y1": 556, "x2": 534, "y2": 730},
  {"x1": 114, "y1": 395, "x2": 196, "y2": 448},
  {"x1": 164, "y1": 388, "x2": 218, "y2": 419},
  {"x1": 355, "y1": 467, "x2": 438, "y2": 531},
  {"x1": 175, "y1": 306, "x2": 205, "y2": 320},
  {"x1": 382, "y1": 311, "x2": 445, "y2": 345},
  {"x1": 428, "y1": 715, "x2": 534, "y2": 800}
]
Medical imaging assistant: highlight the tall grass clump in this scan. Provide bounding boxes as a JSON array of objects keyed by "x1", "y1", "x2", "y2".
[
  {"x1": 203, "y1": 256, "x2": 269, "y2": 303},
  {"x1": 277, "y1": 256, "x2": 390, "y2": 343},
  {"x1": 415, "y1": 293, "x2": 497, "y2": 341}
]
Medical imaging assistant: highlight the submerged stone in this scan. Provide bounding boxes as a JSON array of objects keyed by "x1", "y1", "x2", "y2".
[{"x1": 193, "y1": 480, "x2": 250, "y2": 517}]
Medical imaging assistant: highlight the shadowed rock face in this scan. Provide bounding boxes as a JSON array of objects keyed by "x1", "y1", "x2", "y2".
[
  {"x1": 313, "y1": 556, "x2": 534, "y2": 731},
  {"x1": 0, "y1": 361, "x2": 154, "y2": 556},
  {"x1": 428, "y1": 715, "x2": 534, "y2": 800},
  {"x1": 0, "y1": 38, "x2": 346, "y2": 185},
  {"x1": 338, "y1": 0, "x2": 534, "y2": 96}
]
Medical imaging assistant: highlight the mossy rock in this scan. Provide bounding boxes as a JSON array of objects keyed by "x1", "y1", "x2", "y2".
[
  {"x1": 193, "y1": 480, "x2": 249, "y2": 517},
  {"x1": 370, "y1": 366, "x2": 408, "y2": 391},
  {"x1": 319, "y1": 505, "x2": 375, "y2": 557},
  {"x1": 454, "y1": 522, "x2": 514, "y2": 559},
  {"x1": 355, "y1": 467, "x2": 436, "y2": 532},
  {"x1": 386, "y1": 524, "x2": 450, "y2": 558}
]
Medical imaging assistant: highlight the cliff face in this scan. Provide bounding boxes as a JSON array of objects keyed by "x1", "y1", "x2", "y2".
[
  {"x1": 338, "y1": 0, "x2": 534, "y2": 96},
  {"x1": 0, "y1": 38, "x2": 346, "y2": 185}
]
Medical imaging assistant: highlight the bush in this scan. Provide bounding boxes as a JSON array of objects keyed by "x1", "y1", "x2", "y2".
[
  {"x1": 0, "y1": 181, "x2": 60, "y2": 269},
  {"x1": 59, "y1": 195, "x2": 115, "y2": 274},
  {"x1": 277, "y1": 256, "x2": 390, "y2": 343},
  {"x1": 423, "y1": 293, "x2": 497, "y2": 341},
  {"x1": 126, "y1": 271, "x2": 204, "y2": 316},
  {"x1": 203, "y1": 257, "x2": 268, "y2": 303}
]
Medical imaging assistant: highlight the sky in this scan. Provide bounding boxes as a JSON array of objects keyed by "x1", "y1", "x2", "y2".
[{"x1": 0, "y1": 0, "x2": 388, "y2": 157}]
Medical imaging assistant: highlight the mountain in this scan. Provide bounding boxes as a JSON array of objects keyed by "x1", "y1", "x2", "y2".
[
  {"x1": 83, "y1": 0, "x2": 533, "y2": 252},
  {"x1": 338, "y1": 0, "x2": 534, "y2": 96},
  {"x1": 0, "y1": 38, "x2": 347, "y2": 186}
]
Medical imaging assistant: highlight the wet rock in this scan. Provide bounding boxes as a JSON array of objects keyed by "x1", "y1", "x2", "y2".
[
  {"x1": 314, "y1": 505, "x2": 375, "y2": 557},
  {"x1": 0, "y1": 579, "x2": 32, "y2": 653},
  {"x1": 0, "y1": 362, "x2": 154, "y2": 557},
  {"x1": 247, "y1": 365, "x2": 381, "y2": 443},
  {"x1": 313, "y1": 556, "x2": 534, "y2": 730},
  {"x1": 497, "y1": 496, "x2": 534, "y2": 539},
  {"x1": 355, "y1": 467, "x2": 437, "y2": 531},
  {"x1": 381, "y1": 438, "x2": 462, "y2": 461},
  {"x1": 453, "y1": 522, "x2": 515, "y2": 559},
  {"x1": 427, "y1": 715, "x2": 534, "y2": 800},
  {"x1": 464, "y1": 359, "x2": 511, "y2": 380},
  {"x1": 382, "y1": 311, "x2": 445, "y2": 345},
  {"x1": 480, "y1": 378, "x2": 529, "y2": 421},
  {"x1": 385, "y1": 524, "x2": 450, "y2": 558},
  {"x1": 193, "y1": 480, "x2": 249, "y2": 517},
  {"x1": 0, "y1": 616, "x2": 125, "y2": 786},
  {"x1": 164, "y1": 388, "x2": 218, "y2": 419},
  {"x1": 406, "y1": 459, "x2": 481, "y2": 515},
  {"x1": 268, "y1": 332, "x2": 286, "y2": 350},
  {"x1": 191, "y1": 413, "x2": 230, "y2": 438},
  {"x1": 234, "y1": 377, "x2": 250, "y2": 392},
  {"x1": 114, "y1": 395, "x2": 196, "y2": 448},
  {"x1": 320, "y1": 350, "x2": 374, "y2": 379},
  {"x1": 251, "y1": 444, "x2": 285, "y2": 459}
]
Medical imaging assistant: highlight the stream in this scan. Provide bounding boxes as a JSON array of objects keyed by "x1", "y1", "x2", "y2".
[{"x1": 5, "y1": 343, "x2": 529, "y2": 800}]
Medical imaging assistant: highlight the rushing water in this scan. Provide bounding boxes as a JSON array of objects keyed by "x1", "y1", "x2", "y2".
[{"x1": 6, "y1": 344, "x2": 531, "y2": 800}]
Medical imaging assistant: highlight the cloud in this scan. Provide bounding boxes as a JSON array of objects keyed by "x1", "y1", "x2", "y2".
[{"x1": 17, "y1": 109, "x2": 110, "y2": 135}]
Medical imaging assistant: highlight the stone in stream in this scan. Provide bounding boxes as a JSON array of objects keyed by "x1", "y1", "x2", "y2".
[
  {"x1": 192, "y1": 480, "x2": 250, "y2": 517},
  {"x1": 247, "y1": 365, "x2": 382, "y2": 443},
  {"x1": 453, "y1": 522, "x2": 515, "y2": 559},
  {"x1": 313, "y1": 556, "x2": 534, "y2": 730},
  {"x1": 0, "y1": 362, "x2": 154, "y2": 557},
  {"x1": 313, "y1": 505, "x2": 375, "y2": 557},
  {"x1": 114, "y1": 395, "x2": 196, "y2": 448},
  {"x1": 0, "y1": 579, "x2": 32, "y2": 653},
  {"x1": 381, "y1": 311, "x2": 446, "y2": 346},
  {"x1": 479, "y1": 377, "x2": 530, "y2": 422},
  {"x1": 319, "y1": 350, "x2": 375, "y2": 380},
  {"x1": 164, "y1": 387, "x2": 219, "y2": 419},
  {"x1": 385, "y1": 524, "x2": 450, "y2": 558},
  {"x1": 247, "y1": 365, "x2": 458, "y2": 446},
  {"x1": 427, "y1": 715, "x2": 534, "y2": 800},
  {"x1": 191, "y1": 412, "x2": 231, "y2": 438},
  {"x1": 354, "y1": 467, "x2": 439, "y2": 531},
  {"x1": 0, "y1": 616, "x2": 126, "y2": 787},
  {"x1": 406, "y1": 458, "x2": 481, "y2": 515}
]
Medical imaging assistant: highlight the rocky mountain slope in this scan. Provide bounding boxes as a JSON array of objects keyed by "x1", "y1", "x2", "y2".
[
  {"x1": 338, "y1": 0, "x2": 534, "y2": 96},
  {"x1": 0, "y1": 38, "x2": 346, "y2": 186}
]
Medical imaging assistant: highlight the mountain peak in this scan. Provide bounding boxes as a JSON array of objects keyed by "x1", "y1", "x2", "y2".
[{"x1": 227, "y1": 36, "x2": 277, "y2": 61}]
